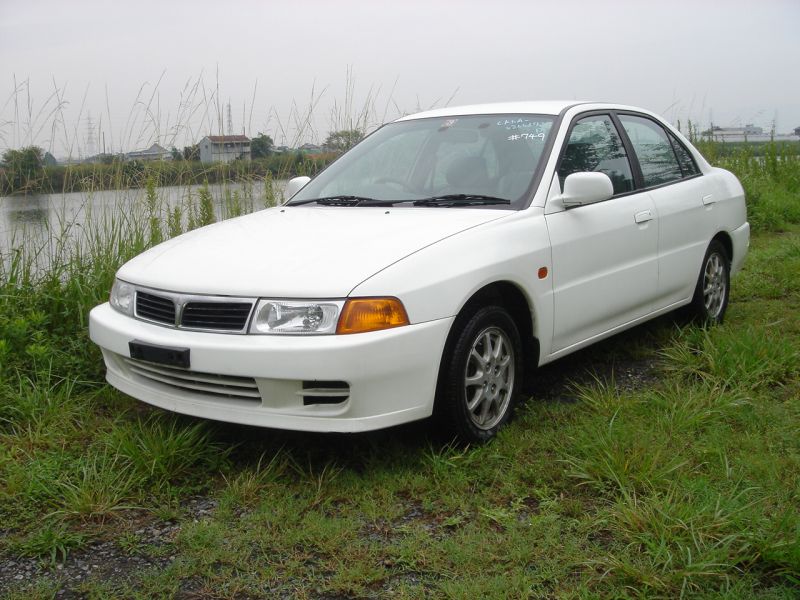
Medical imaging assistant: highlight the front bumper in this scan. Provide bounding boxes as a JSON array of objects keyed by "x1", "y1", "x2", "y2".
[{"x1": 89, "y1": 303, "x2": 453, "y2": 432}]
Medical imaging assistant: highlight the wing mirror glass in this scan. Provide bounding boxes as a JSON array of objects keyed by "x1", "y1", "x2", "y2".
[
  {"x1": 285, "y1": 176, "x2": 311, "y2": 200},
  {"x1": 553, "y1": 172, "x2": 613, "y2": 208}
]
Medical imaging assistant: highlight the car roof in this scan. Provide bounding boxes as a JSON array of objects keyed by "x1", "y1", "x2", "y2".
[
  {"x1": 395, "y1": 101, "x2": 591, "y2": 121},
  {"x1": 393, "y1": 101, "x2": 670, "y2": 122}
]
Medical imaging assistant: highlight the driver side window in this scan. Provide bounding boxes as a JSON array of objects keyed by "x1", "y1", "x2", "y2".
[{"x1": 558, "y1": 115, "x2": 634, "y2": 195}]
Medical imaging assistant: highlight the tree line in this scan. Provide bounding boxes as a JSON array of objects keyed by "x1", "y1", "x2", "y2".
[{"x1": 0, "y1": 129, "x2": 364, "y2": 195}]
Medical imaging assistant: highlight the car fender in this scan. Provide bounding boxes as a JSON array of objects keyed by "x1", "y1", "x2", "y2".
[{"x1": 350, "y1": 208, "x2": 555, "y2": 358}]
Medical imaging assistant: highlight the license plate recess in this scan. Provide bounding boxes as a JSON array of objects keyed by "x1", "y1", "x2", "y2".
[{"x1": 129, "y1": 340, "x2": 190, "y2": 369}]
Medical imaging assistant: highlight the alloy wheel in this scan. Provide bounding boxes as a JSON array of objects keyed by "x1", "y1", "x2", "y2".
[
  {"x1": 703, "y1": 252, "x2": 727, "y2": 319},
  {"x1": 463, "y1": 326, "x2": 515, "y2": 430}
]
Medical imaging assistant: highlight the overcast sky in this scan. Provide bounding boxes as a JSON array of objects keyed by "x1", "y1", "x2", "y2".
[{"x1": 1, "y1": 0, "x2": 798, "y2": 157}]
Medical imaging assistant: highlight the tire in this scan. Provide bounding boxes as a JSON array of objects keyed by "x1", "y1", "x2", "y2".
[
  {"x1": 436, "y1": 305, "x2": 523, "y2": 443},
  {"x1": 689, "y1": 240, "x2": 730, "y2": 324}
]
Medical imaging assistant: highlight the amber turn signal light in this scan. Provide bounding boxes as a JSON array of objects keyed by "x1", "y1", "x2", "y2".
[{"x1": 336, "y1": 297, "x2": 410, "y2": 334}]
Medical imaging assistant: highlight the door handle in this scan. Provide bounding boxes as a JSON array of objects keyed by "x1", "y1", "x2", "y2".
[
  {"x1": 634, "y1": 210, "x2": 653, "y2": 224},
  {"x1": 702, "y1": 194, "x2": 716, "y2": 206}
]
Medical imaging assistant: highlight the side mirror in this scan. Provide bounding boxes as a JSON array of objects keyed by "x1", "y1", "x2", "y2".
[
  {"x1": 285, "y1": 176, "x2": 311, "y2": 199},
  {"x1": 553, "y1": 172, "x2": 613, "y2": 208}
]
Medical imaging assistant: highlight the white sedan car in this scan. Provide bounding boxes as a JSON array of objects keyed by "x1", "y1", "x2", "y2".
[{"x1": 90, "y1": 101, "x2": 749, "y2": 442}]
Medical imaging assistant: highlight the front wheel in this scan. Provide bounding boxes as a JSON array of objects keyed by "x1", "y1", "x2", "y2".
[
  {"x1": 436, "y1": 306, "x2": 523, "y2": 443},
  {"x1": 689, "y1": 240, "x2": 730, "y2": 324}
]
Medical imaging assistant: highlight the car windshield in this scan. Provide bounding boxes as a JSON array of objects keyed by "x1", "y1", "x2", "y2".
[{"x1": 288, "y1": 114, "x2": 556, "y2": 209}]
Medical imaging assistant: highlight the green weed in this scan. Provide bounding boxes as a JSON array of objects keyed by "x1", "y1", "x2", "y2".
[
  {"x1": 105, "y1": 415, "x2": 230, "y2": 488},
  {"x1": 49, "y1": 452, "x2": 140, "y2": 520},
  {"x1": 9, "y1": 520, "x2": 88, "y2": 564},
  {"x1": 662, "y1": 325, "x2": 799, "y2": 391}
]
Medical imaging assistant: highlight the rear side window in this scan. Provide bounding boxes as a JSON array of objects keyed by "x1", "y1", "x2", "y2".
[
  {"x1": 667, "y1": 131, "x2": 700, "y2": 177},
  {"x1": 558, "y1": 115, "x2": 634, "y2": 195},
  {"x1": 618, "y1": 114, "x2": 682, "y2": 187}
]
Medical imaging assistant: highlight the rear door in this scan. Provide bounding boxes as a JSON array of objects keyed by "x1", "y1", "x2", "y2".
[
  {"x1": 617, "y1": 113, "x2": 715, "y2": 307},
  {"x1": 545, "y1": 113, "x2": 659, "y2": 353}
]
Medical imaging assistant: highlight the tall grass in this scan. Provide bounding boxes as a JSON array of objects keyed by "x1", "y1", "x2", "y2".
[
  {"x1": 0, "y1": 152, "x2": 337, "y2": 196},
  {"x1": 0, "y1": 71, "x2": 411, "y2": 196},
  {"x1": 695, "y1": 138, "x2": 800, "y2": 231}
]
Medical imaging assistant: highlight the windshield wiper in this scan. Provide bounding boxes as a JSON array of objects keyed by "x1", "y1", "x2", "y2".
[
  {"x1": 411, "y1": 194, "x2": 511, "y2": 207},
  {"x1": 287, "y1": 195, "x2": 384, "y2": 207},
  {"x1": 288, "y1": 193, "x2": 511, "y2": 208}
]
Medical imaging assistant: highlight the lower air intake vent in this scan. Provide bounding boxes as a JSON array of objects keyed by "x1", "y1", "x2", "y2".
[
  {"x1": 301, "y1": 380, "x2": 350, "y2": 405},
  {"x1": 124, "y1": 358, "x2": 261, "y2": 402}
]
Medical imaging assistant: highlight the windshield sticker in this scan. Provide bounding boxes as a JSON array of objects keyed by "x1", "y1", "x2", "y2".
[
  {"x1": 439, "y1": 119, "x2": 458, "y2": 129},
  {"x1": 507, "y1": 132, "x2": 546, "y2": 142},
  {"x1": 497, "y1": 118, "x2": 549, "y2": 131}
]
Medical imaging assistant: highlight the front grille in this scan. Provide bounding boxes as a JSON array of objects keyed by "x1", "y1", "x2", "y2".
[
  {"x1": 132, "y1": 287, "x2": 254, "y2": 332},
  {"x1": 136, "y1": 292, "x2": 176, "y2": 325},
  {"x1": 124, "y1": 357, "x2": 261, "y2": 401},
  {"x1": 181, "y1": 302, "x2": 253, "y2": 330}
]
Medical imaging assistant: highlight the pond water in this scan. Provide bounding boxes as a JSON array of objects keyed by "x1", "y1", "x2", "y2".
[{"x1": 0, "y1": 181, "x2": 287, "y2": 273}]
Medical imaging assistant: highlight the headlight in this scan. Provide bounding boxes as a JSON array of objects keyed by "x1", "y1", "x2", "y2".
[
  {"x1": 250, "y1": 300, "x2": 345, "y2": 335},
  {"x1": 110, "y1": 279, "x2": 135, "y2": 316},
  {"x1": 249, "y1": 297, "x2": 410, "y2": 335}
]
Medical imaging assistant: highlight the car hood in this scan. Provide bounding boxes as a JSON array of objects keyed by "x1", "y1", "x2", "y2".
[{"x1": 117, "y1": 206, "x2": 508, "y2": 297}]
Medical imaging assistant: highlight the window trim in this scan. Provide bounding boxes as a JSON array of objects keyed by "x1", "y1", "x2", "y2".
[
  {"x1": 614, "y1": 110, "x2": 703, "y2": 191},
  {"x1": 666, "y1": 129, "x2": 701, "y2": 179},
  {"x1": 555, "y1": 110, "x2": 638, "y2": 201},
  {"x1": 555, "y1": 110, "x2": 705, "y2": 206}
]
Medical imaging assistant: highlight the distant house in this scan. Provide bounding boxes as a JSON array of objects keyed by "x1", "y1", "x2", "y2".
[
  {"x1": 704, "y1": 124, "x2": 764, "y2": 139},
  {"x1": 199, "y1": 135, "x2": 251, "y2": 164},
  {"x1": 125, "y1": 143, "x2": 171, "y2": 162}
]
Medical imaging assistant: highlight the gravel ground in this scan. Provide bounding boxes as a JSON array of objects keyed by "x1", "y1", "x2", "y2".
[{"x1": 0, "y1": 498, "x2": 217, "y2": 598}]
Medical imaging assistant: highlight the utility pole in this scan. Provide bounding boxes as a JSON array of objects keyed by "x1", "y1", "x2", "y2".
[{"x1": 86, "y1": 112, "x2": 97, "y2": 158}]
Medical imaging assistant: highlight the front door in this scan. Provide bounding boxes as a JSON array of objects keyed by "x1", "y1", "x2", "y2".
[{"x1": 545, "y1": 114, "x2": 659, "y2": 353}]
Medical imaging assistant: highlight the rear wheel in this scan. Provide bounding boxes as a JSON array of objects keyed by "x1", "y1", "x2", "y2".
[
  {"x1": 436, "y1": 305, "x2": 522, "y2": 443},
  {"x1": 689, "y1": 240, "x2": 730, "y2": 324}
]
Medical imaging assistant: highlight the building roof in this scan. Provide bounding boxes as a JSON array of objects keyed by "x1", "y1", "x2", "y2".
[
  {"x1": 126, "y1": 143, "x2": 169, "y2": 157},
  {"x1": 205, "y1": 135, "x2": 250, "y2": 143}
]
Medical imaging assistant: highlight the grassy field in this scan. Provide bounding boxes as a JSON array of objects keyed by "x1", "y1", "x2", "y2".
[{"x1": 0, "y1": 145, "x2": 798, "y2": 598}]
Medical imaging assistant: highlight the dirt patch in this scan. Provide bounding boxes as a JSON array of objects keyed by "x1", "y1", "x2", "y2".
[{"x1": 0, "y1": 497, "x2": 217, "y2": 597}]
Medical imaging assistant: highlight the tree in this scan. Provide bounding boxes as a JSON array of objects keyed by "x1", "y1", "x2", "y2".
[
  {"x1": 1, "y1": 146, "x2": 45, "y2": 192},
  {"x1": 323, "y1": 129, "x2": 364, "y2": 153},
  {"x1": 251, "y1": 133, "x2": 274, "y2": 159},
  {"x1": 183, "y1": 144, "x2": 199, "y2": 161},
  {"x1": 170, "y1": 146, "x2": 183, "y2": 161}
]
